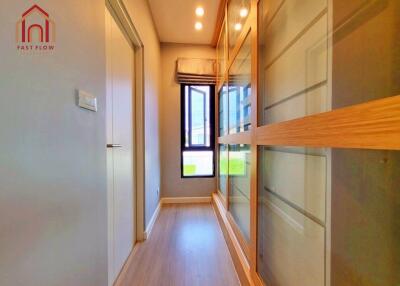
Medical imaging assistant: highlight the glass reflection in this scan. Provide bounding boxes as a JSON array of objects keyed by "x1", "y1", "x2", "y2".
[
  {"x1": 229, "y1": 144, "x2": 251, "y2": 241},
  {"x1": 228, "y1": 0, "x2": 251, "y2": 55},
  {"x1": 218, "y1": 83, "x2": 229, "y2": 136},
  {"x1": 229, "y1": 34, "x2": 251, "y2": 134},
  {"x1": 218, "y1": 144, "x2": 228, "y2": 198}
]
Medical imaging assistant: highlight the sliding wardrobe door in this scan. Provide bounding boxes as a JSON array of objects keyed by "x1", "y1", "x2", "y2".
[{"x1": 255, "y1": 1, "x2": 400, "y2": 286}]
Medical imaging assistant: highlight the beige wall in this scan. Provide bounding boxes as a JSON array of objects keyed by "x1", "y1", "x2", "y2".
[
  {"x1": 160, "y1": 43, "x2": 216, "y2": 198},
  {"x1": 124, "y1": 0, "x2": 162, "y2": 228},
  {"x1": 0, "y1": 1, "x2": 108, "y2": 285},
  {"x1": 0, "y1": 0, "x2": 161, "y2": 285}
]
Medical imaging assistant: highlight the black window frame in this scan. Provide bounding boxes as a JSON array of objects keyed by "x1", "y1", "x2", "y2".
[{"x1": 180, "y1": 84, "x2": 216, "y2": 178}]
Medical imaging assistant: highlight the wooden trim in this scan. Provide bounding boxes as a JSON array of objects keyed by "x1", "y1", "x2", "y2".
[
  {"x1": 212, "y1": 193, "x2": 254, "y2": 286},
  {"x1": 161, "y1": 196, "x2": 212, "y2": 204},
  {"x1": 216, "y1": 16, "x2": 227, "y2": 89},
  {"x1": 227, "y1": 211, "x2": 250, "y2": 260},
  {"x1": 252, "y1": 272, "x2": 265, "y2": 286},
  {"x1": 143, "y1": 201, "x2": 161, "y2": 239},
  {"x1": 255, "y1": 95, "x2": 400, "y2": 150},
  {"x1": 249, "y1": 0, "x2": 259, "y2": 279},
  {"x1": 217, "y1": 73, "x2": 228, "y2": 94},
  {"x1": 212, "y1": 0, "x2": 228, "y2": 47},
  {"x1": 218, "y1": 131, "x2": 252, "y2": 144}
]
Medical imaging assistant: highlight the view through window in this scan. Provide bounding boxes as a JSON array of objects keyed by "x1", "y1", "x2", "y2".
[{"x1": 181, "y1": 85, "x2": 215, "y2": 177}]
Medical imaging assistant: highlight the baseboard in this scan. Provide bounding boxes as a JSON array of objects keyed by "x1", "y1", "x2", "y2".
[
  {"x1": 143, "y1": 201, "x2": 161, "y2": 240},
  {"x1": 212, "y1": 193, "x2": 254, "y2": 286},
  {"x1": 161, "y1": 196, "x2": 212, "y2": 204}
]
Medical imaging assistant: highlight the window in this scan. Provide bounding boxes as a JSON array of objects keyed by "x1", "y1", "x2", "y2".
[{"x1": 181, "y1": 84, "x2": 215, "y2": 177}]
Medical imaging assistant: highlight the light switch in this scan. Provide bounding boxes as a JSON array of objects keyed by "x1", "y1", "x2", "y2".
[{"x1": 78, "y1": 90, "x2": 97, "y2": 112}]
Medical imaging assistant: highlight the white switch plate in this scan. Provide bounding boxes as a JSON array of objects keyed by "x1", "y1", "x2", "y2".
[{"x1": 78, "y1": 90, "x2": 97, "y2": 112}]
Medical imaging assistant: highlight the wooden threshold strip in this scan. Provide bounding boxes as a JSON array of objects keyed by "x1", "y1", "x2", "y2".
[
  {"x1": 219, "y1": 131, "x2": 252, "y2": 144},
  {"x1": 256, "y1": 95, "x2": 400, "y2": 150}
]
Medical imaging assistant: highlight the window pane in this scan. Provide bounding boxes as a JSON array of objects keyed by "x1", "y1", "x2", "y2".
[
  {"x1": 229, "y1": 144, "x2": 250, "y2": 241},
  {"x1": 190, "y1": 87, "x2": 206, "y2": 145},
  {"x1": 185, "y1": 86, "x2": 189, "y2": 147},
  {"x1": 182, "y1": 151, "x2": 214, "y2": 177},
  {"x1": 229, "y1": 34, "x2": 251, "y2": 134},
  {"x1": 218, "y1": 83, "x2": 229, "y2": 136},
  {"x1": 185, "y1": 85, "x2": 211, "y2": 147},
  {"x1": 218, "y1": 144, "x2": 228, "y2": 198},
  {"x1": 228, "y1": 0, "x2": 251, "y2": 56}
]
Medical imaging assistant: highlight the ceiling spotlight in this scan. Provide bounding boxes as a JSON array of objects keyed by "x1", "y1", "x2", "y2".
[
  {"x1": 195, "y1": 7, "x2": 205, "y2": 17},
  {"x1": 195, "y1": 22, "x2": 203, "y2": 30},
  {"x1": 234, "y1": 23, "x2": 242, "y2": 31},
  {"x1": 239, "y1": 8, "x2": 248, "y2": 18}
]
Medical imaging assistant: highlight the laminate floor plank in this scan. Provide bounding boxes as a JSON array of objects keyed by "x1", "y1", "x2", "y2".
[{"x1": 121, "y1": 203, "x2": 240, "y2": 286}]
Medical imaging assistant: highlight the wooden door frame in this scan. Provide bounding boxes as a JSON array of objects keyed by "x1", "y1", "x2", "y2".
[{"x1": 106, "y1": 0, "x2": 146, "y2": 243}]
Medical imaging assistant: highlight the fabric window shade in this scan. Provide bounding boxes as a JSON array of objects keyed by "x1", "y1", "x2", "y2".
[{"x1": 176, "y1": 58, "x2": 216, "y2": 84}]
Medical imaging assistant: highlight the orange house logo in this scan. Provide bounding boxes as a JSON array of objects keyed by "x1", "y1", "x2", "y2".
[{"x1": 16, "y1": 4, "x2": 55, "y2": 51}]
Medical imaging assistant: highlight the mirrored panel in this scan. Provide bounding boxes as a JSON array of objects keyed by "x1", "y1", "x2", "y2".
[
  {"x1": 218, "y1": 144, "x2": 228, "y2": 198},
  {"x1": 228, "y1": 0, "x2": 251, "y2": 56},
  {"x1": 229, "y1": 33, "x2": 251, "y2": 134},
  {"x1": 229, "y1": 144, "x2": 251, "y2": 241},
  {"x1": 218, "y1": 82, "x2": 229, "y2": 136}
]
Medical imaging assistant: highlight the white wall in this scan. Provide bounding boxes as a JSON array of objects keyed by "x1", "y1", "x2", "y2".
[
  {"x1": 124, "y1": 0, "x2": 162, "y2": 227},
  {"x1": 0, "y1": 1, "x2": 107, "y2": 285},
  {"x1": 160, "y1": 43, "x2": 216, "y2": 198}
]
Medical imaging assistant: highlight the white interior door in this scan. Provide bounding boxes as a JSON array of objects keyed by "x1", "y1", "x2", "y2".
[{"x1": 105, "y1": 7, "x2": 136, "y2": 286}]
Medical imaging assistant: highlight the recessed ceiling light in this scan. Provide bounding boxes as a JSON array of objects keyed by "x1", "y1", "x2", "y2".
[
  {"x1": 195, "y1": 7, "x2": 205, "y2": 17},
  {"x1": 239, "y1": 8, "x2": 248, "y2": 18},
  {"x1": 234, "y1": 23, "x2": 242, "y2": 31},
  {"x1": 195, "y1": 22, "x2": 203, "y2": 30}
]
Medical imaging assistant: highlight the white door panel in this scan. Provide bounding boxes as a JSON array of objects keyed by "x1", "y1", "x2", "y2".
[{"x1": 105, "y1": 7, "x2": 135, "y2": 286}]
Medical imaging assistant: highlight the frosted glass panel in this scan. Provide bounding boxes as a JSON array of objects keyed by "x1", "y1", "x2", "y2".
[
  {"x1": 331, "y1": 149, "x2": 400, "y2": 286},
  {"x1": 257, "y1": 146, "x2": 327, "y2": 286},
  {"x1": 258, "y1": 147, "x2": 400, "y2": 286},
  {"x1": 229, "y1": 144, "x2": 250, "y2": 241},
  {"x1": 258, "y1": 0, "x2": 328, "y2": 125}
]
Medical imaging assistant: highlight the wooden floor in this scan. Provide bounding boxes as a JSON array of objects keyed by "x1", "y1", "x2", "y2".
[{"x1": 121, "y1": 203, "x2": 240, "y2": 286}]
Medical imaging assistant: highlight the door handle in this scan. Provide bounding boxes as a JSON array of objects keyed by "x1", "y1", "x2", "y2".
[{"x1": 107, "y1": 144, "x2": 122, "y2": 148}]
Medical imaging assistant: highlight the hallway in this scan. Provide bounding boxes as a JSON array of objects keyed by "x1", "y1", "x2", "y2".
[{"x1": 120, "y1": 204, "x2": 240, "y2": 286}]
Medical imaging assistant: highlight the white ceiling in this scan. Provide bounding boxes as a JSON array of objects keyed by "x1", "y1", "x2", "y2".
[{"x1": 148, "y1": 0, "x2": 220, "y2": 45}]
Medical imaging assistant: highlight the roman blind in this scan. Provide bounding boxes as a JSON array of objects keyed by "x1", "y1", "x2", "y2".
[{"x1": 176, "y1": 58, "x2": 216, "y2": 84}]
